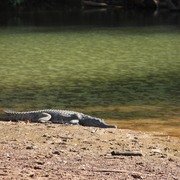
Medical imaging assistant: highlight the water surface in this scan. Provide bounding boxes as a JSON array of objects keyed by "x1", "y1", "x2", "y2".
[{"x1": 0, "y1": 8, "x2": 180, "y2": 138}]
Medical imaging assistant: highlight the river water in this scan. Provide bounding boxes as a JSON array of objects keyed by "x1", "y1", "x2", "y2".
[{"x1": 0, "y1": 7, "x2": 180, "y2": 138}]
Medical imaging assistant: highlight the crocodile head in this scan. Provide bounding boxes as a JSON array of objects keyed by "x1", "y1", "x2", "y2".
[{"x1": 79, "y1": 117, "x2": 117, "y2": 128}]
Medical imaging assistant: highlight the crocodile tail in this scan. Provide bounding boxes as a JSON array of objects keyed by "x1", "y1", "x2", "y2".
[{"x1": 4, "y1": 110, "x2": 17, "y2": 113}]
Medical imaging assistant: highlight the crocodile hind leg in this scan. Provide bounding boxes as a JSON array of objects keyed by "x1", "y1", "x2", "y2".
[{"x1": 37, "y1": 113, "x2": 52, "y2": 123}]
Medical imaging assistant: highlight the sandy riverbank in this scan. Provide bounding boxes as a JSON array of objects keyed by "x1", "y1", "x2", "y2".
[{"x1": 0, "y1": 121, "x2": 179, "y2": 179}]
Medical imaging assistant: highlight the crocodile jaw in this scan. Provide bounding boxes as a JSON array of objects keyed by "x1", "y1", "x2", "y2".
[{"x1": 79, "y1": 118, "x2": 117, "y2": 128}]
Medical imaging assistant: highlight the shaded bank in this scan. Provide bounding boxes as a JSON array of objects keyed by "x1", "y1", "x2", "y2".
[{"x1": 1, "y1": 7, "x2": 180, "y2": 27}]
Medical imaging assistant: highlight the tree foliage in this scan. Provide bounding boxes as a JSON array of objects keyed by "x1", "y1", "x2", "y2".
[
  {"x1": 0, "y1": 0, "x2": 65, "y2": 11},
  {"x1": 0, "y1": 0, "x2": 179, "y2": 11}
]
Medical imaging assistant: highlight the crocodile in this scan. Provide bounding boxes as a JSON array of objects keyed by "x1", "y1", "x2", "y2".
[{"x1": 4, "y1": 109, "x2": 117, "y2": 128}]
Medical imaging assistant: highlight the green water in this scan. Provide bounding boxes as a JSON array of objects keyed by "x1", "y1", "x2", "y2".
[{"x1": 0, "y1": 26, "x2": 180, "y2": 137}]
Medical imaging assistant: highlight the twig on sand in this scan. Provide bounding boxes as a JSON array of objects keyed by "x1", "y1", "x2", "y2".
[
  {"x1": 111, "y1": 151, "x2": 143, "y2": 156},
  {"x1": 93, "y1": 169, "x2": 145, "y2": 179}
]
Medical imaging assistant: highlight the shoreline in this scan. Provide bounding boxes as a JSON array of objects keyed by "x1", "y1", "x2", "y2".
[{"x1": 0, "y1": 121, "x2": 179, "y2": 179}]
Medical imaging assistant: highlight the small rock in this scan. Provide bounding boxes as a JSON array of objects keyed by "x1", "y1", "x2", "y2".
[
  {"x1": 42, "y1": 174, "x2": 49, "y2": 177},
  {"x1": 34, "y1": 166, "x2": 42, "y2": 170},
  {"x1": 52, "y1": 151, "x2": 61, "y2": 155},
  {"x1": 148, "y1": 146, "x2": 156, "y2": 149},
  {"x1": 46, "y1": 125, "x2": 55, "y2": 128},
  {"x1": 164, "y1": 147, "x2": 171, "y2": 152},
  {"x1": 136, "y1": 162, "x2": 144, "y2": 166},
  {"x1": 26, "y1": 146, "x2": 34, "y2": 150},
  {"x1": 81, "y1": 147, "x2": 89, "y2": 150},
  {"x1": 0, "y1": 173, "x2": 8, "y2": 176},
  {"x1": 42, "y1": 134, "x2": 51, "y2": 138},
  {"x1": 69, "y1": 149, "x2": 77, "y2": 152},
  {"x1": 6, "y1": 153, "x2": 11, "y2": 158},
  {"x1": 159, "y1": 154, "x2": 167, "y2": 158},
  {"x1": 91, "y1": 129, "x2": 98, "y2": 133},
  {"x1": 29, "y1": 173, "x2": 34, "y2": 177},
  {"x1": 36, "y1": 161, "x2": 45, "y2": 165},
  {"x1": 131, "y1": 172, "x2": 144, "y2": 179},
  {"x1": 45, "y1": 154, "x2": 53, "y2": 158},
  {"x1": 168, "y1": 158, "x2": 174, "y2": 161},
  {"x1": 108, "y1": 131, "x2": 113, "y2": 133},
  {"x1": 151, "y1": 149, "x2": 162, "y2": 153},
  {"x1": 132, "y1": 140, "x2": 138, "y2": 143}
]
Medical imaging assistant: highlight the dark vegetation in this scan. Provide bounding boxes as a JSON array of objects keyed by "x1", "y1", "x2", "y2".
[
  {"x1": 1, "y1": 0, "x2": 180, "y2": 12},
  {"x1": 0, "y1": 0, "x2": 70, "y2": 11}
]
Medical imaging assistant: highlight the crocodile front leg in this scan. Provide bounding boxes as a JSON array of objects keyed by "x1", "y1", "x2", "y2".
[{"x1": 69, "y1": 119, "x2": 79, "y2": 125}]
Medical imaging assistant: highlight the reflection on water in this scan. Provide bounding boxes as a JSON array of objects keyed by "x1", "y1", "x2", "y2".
[
  {"x1": 0, "y1": 7, "x2": 180, "y2": 138},
  {"x1": 0, "y1": 7, "x2": 180, "y2": 27}
]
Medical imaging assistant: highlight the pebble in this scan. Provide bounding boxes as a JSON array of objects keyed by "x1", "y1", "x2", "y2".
[
  {"x1": 26, "y1": 146, "x2": 34, "y2": 149},
  {"x1": 34, "y1": 166, "x2": 42, "y2": 170},
  {"x1": 151, "y1": 149, "x2": 162, "y2": 153},
  {"x1": 52, "y1": 151, "x2": 61, "y2": 155}
]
